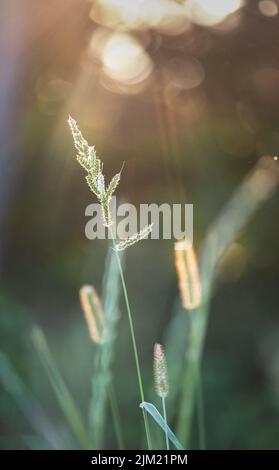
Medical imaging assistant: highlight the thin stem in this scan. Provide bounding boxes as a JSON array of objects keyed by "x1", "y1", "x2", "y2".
[
  {"x1": 162, "y1": 397, "x2": 169, "y2": 450},
  {"x1": 196, "y1": 371, "x2": 206, "y2": 450},
  {"x1": 176, "y1": 305, "x2": 208, "y2": 447},
  {"x1": 109, "y1": 383, "x2": 124, "y2": 450},
  {"x1": 109, "y1": 225, "x2": 152, "y2": 450}
]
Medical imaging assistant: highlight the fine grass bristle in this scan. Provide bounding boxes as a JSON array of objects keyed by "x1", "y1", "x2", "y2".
[
  {"x1": 153, "y1": 343, "x2": 169, "y2": 399},
  {"x1": 174, "y1": 241, "x2": 202, "y2": 310},
  {"x1": 79, "y1": 285, "x2": 107, "y2": 344}
]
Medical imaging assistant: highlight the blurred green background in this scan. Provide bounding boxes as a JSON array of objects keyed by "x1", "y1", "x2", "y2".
[{"x1": 0, "y1": 0, "x2": 279, "y2": 449}]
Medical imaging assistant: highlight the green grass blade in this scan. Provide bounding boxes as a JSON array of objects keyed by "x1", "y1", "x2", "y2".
[
  {"x1": 177, "y1": 157, "x2": 279, "y2": 447},
  {"x1": 164, "y1": 300, "x2": 189, "y2": 419},
  {"x1": 109, "y1": 226, "x2": 152, "y2": 450},
  {"x1": 89, "y1": 249, "x2": 123, "y2": 448},
  {"x1": 140, "y1": 401, "x2": 183, "y2": 450},
  {"x1": 31, "y1": 326, "x2": 90, "y2": 449},
  {"x1": 0, "y1": 351, "x2": 62, "y2": 449},
  {"x1": 108, "y1": 383, "x2": 125, "y2": 450}
]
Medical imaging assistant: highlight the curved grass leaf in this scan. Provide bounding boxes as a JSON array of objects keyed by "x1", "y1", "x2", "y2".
[{"x1": 140, "y1": 401, "x2": 183, "y2": 450}]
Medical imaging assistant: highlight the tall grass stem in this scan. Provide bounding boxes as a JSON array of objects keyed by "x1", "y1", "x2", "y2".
[
  {"x1": 109, "y1": 225, "x2": 152, "y2": 450},
  {"x1": 162, "y1": 397, "x2": 169, "y2": 450},
  {"x1": 197, "y1": 371, "x2": 206, "y2": 450}
]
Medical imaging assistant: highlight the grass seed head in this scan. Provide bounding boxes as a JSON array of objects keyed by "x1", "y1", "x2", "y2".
[
  {"x1": 68, "y1": 116, "x2": 120, "y2": 227},
  {"x1": 79, "y1": 285, "x2": 107, "y2": 344},
  {"x1": 154, "y1": 343, "x2": 169, "y2": 398},
  {"x1": 115, "y1": 224, "x2": 153, "y2": 251},
  {"x1": 175, "y1": 240, "x2": 202, "y2": 310}
]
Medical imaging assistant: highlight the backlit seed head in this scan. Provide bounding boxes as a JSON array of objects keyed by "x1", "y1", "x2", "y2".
[
  {"x1": 68, "y1": 116, "x2": 121, "y2": 227},
  {"x1": 153, "y1": 343, "x2": 169, "y2": 398},
  {"x1": 79, "y1": 285, "x2": 107, "y2": 344},
  {"x1": 175, "y1": 240, "x2": 202, "y2": 310},
  {"x1": 115, "y1": 224, "x2": 153, "y2": 251}
]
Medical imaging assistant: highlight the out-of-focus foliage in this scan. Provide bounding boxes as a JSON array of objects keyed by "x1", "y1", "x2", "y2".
[{"x1": 0, "y1": 0, "x2": 279, "y2": 449}]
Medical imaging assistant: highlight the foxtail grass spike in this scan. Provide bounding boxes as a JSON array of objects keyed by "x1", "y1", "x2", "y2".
[
  {"x1": 79, "y1": 285, "x2": 107, "y2": 344},
  {"x1": 154, "y1": 343, "x2": 169, "y2": 399},
  {"x1": 115, "y1": 224, "x2": 153, "y2": 251},
  {"x1": 175, "y1": 240, "x2": 202, "y2": 310}
]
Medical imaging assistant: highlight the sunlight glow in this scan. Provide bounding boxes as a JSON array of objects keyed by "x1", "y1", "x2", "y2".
[
  {"x1": 193, "y1": 0, "x2": 242, "y2": 17},
  {"x1": 258, "y1": 0, "x2": 278, "y2": 17},
  {"x1": 102, "y1": 33, "x2": 153, "y2": 85},
  {"x1": 187, "y1": 0, "x2": 243, "y2": 26},
  {"x1": 90, "y1": 0, "x2": 168, "y2": 30},
  {"x1": 91, "y1": 0, "x2": 191, "y2": 34},
  {"x1": 90, "y1": 0, "x2": 243, "y2": 31}
]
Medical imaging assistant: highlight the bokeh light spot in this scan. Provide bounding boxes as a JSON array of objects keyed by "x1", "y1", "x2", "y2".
[
  {"x1": 187, "y1": 0, "x2": 243, "y2": 26},
  {"x1": 258, "y1": 0, "x2": 278, "y2": 17},
  {"x1": 102, "y1": 33, "x2": 153, "y2": 89},
  {"x1": 164, "y1": 57, "x2": 205, "y2": 90}
]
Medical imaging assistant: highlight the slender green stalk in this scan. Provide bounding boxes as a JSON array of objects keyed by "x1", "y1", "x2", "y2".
[
  {"x1": 176, "y1": 306, "x2": 207, "y2": 447},
  {"x1": 68, "y1": 117, "x2": 153, "y2": 448},
  {"x1": 196, "y1": 371, "x2": 206, "y2": 450},
  {"x1": 162, "y1": 397, "x2": 169, "y2": 450},
  {"x1": 109, "y1": 226, "x2": 152, "y2": 450},
  {"x1": 89, "y1": 346, "x2": 103, "y2": 447},
  {"x1": 186, "y1": 314, "x2": 206, "y2": 450},
  {"x1": 109, "y1": 383, "x2": 124, "y2": 450}
]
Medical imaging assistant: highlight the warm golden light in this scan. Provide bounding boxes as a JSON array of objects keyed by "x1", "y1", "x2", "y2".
[
  {"x1": 194, "y1": 0, "x2": 242, "y2": 16},
  {"x1": 91, "y1": 0, "x2": 190, "y2": 34},
  {"x1": 102, "y1": 33, "x2": 153, "y2": 85},
  {"x1": 258, "y1": 0, "x2": 278, "y2": 17},
  {"x1": 187, "y1": 0, "x2": 243, "y2": 26},
  {"x1": 90, "y1": 0, "x2": 165, "y2": 30},
  {"x1": 90, "y1": 0, "x2": 243, "y2": 33}
]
